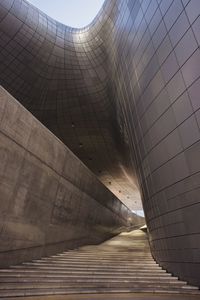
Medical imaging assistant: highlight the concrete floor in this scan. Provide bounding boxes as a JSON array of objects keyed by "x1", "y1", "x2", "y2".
[{"x1": 7, "y1": 293, "x2": 200, "y2": 300}]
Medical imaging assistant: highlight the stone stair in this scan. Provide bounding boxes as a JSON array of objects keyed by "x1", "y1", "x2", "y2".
[{"x1": 0, "y1": 229, "x2": 199, "y2": 298}]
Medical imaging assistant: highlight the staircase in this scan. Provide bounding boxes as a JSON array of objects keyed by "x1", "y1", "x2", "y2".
[{"x1": 0, "y1": 229, "x2": 199, "y2": 298}]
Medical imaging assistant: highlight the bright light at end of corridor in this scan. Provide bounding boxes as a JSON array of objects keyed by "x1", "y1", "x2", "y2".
[{"x1": 132, "y1": 210, "x2": 145, "y2": 217}]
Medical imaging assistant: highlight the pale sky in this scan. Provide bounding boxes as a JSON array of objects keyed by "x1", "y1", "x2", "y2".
[{"x1": 27, "y1": 0, "x2": 105, "y2": 28}]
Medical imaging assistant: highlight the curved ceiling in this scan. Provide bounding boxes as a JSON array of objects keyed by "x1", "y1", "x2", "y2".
[{"x1": 0, "y1": 0, "x2": 143, "y2": 213}]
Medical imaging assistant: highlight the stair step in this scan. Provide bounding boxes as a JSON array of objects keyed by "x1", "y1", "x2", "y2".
[
  {"x1": 0, "y1": 270, "x2": 170, "y2": 277},
  {"x1": 41, "y1": 258, "x2": 155, "y2": 263},
  {"x1": 56, "y1": 254, "x2": 153, "y2": 258},
  {"x1": 0, "y1": 282, "x2": 189, "y2": 290},
  {"x1": 0, "y1": 273, "x2": 172, "y2": 279},
  {"x1": 20, "y1": 262, "x2": 161, "y2": 269},
  {"x1": 0, "y1": 287, "x2": 199, "y2": 298},
  {"x1": 10, "y1": 267, "x2": 164, "y2": 272},
  {"x1": 31, "y1": 259, "x2": 156, "y2": 267},
  {"x1": 0, "y1": 267, "x2": 169, "y2": 274},
  {"x1": 0, "y1": 277, "x2": 182, "y2": 283}
]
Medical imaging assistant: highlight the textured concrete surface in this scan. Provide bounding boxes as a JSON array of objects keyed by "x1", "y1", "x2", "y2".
[
  {"x1": 6, "y1": 293, "x2": 200, "y2": 300},
  {"x1": 0, "y1": 0, "x2": 200, "y2": 287},
  {"x1": 0, "y1": 87, "x2": 143, "y2": 268},
  {"x1": 6, "y1": 295, "x2": 200, "y2": 300}
]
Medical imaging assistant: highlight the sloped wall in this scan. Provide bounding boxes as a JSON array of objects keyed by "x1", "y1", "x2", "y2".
[{"x1": 0, "y1": 87, "x2": 143, "y2": 267}]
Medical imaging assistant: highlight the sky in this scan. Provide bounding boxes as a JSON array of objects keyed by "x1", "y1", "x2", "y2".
[
  {"x1": 27, "y1": 0, "x2": 105, "y2": 28},
  {"x1": 132, "y1": 210, "x2": 144, "y2": 217}
]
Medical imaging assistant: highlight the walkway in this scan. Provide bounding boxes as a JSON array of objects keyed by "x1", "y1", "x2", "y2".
[{"x1": 0, "y1": 230, "x2": 199, "y2": 298}]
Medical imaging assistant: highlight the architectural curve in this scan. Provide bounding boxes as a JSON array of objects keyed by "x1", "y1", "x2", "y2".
[
  {"x1": 0, "y1": 0, "x2": 200, "y2": 286},
  {"x1": 0, "y1": 0, "x2": 142, "y2": 211}
]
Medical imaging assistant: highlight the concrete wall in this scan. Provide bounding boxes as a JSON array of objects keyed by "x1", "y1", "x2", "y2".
[{"x1": 0, "y1": 87, "x2": 143, "y2": 268}]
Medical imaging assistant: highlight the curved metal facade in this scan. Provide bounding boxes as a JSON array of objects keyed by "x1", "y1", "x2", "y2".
[{"x1": 0, "y1": 0, "x2": 200, "y2": 286}]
